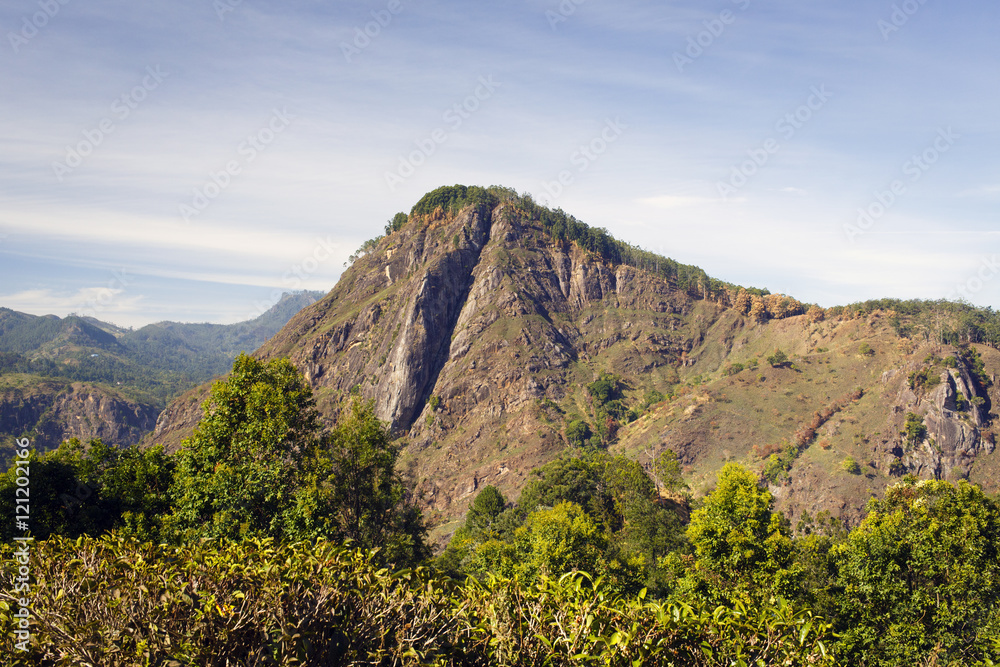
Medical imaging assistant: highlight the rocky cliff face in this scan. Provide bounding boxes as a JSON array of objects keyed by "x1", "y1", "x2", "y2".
[
  {"x1": 0, "y1": 379, "x2": 159, "y2": 458},
  {"x1": 879, "y1": 360, "x2": 994, "y2": 480}
]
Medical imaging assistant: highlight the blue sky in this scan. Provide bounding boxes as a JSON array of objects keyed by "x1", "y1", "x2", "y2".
[{"x1": 0, "y1": 0, "x2": 997, "y2": 327}]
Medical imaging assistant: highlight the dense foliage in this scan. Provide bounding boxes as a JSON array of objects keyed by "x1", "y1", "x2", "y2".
[
  {"x1": 0, "y1": 438, "x2": 173, "y2": 543},
  {"x1": 834, "y1": 480, "x2": 1000, "y2": 666},
  {"x1": 437, "y1": 455, "x2": 1000, "y2": 666},
  {"x1": 409, "y1": 184, "x2": 500, "y2": 218},
  {"x1": 4, "y1": 415, "x2": 1000, "y2": 665},
  {"x1": 837, "y1": 298, "x2": 1000, "y2": 349},
  {"x1": 0, "y1": 535, "x2": 838, "y2": 666}
]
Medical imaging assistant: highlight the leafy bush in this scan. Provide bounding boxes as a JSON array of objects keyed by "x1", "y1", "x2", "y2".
[
  {"x1": 564, "y1": 419, "x2": 593, "y2": 448},
  {"x1": 383, "y1": 211, "x2": 407, "y2": 235},
  {"x1": 723, "y1": 362, "x2": 744, "y2": 376},
  {"x1": 908, "y1": 367, "x2": 942, "y2": 393},
  {"x1": 903, "y1": 412, "x2": 927, "y2": 447},
  {"x1": 686, "y1": 464, "x2": 796, "y2": 601},
  {"x1": 888, "y1": 458, "x2": 906, "y2": 476},
  {"x1": 842, "y1": 456, "x2": 861, "y2": 475},
  {"x1": 0, "y1": 438, "x2": 174, "y2": 543},
  {"x1": 763, "y1": 453, "x2": 789, "y2": 484},
  {"x1": 766, "y1": 349, "x2": 789, "y2": 367},
  {"x1": 640, "y1": 389, "x2": 665, "y2": 411}
]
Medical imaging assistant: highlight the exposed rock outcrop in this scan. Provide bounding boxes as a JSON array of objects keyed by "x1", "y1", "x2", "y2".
[
  {"x1": 887, "y1": 361, "x2": 994, "y2": 479},
  {"x1": 0, "y1": 380, "x2": 158, "y2": 458}
]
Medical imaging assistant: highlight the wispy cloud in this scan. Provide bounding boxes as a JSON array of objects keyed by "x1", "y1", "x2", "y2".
[{"x1": 0, "y1": 0, "x2": 997, "y2": 324}]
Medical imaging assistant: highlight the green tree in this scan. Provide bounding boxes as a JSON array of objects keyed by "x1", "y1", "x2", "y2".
[
  {"x1": 384, "y1": 211, "x2": 408, "y2": 235},
  {"x1": 465, "y1": 485, "x2": 506, "y2": 536},
  {"x1": 0, "y1": 438, "x2": 174, "y2": 543},
  {"x1": 652, "y1": 449, "x2": 687, "y2": 494},
  {"x1": 564, "y1": 419, "x2": 592, "y2": 448},
  {"x1": 469, "y1": 501, "x2": 645, "y2": 592},
  {"x1": 512, "y1": 453, "x2": 682, "y2": 596},
  {"x1": 296, "y1": 398, "x2": 429, "y2": 566},
  {"x1": 437, "y1": 485, "x2": 508, "y2": 577},
  {"x1": 686, "y1": 463, "x2": 797, "y2": 602},
  {"x1": 902, "y1": 412, "x2": 927, "y2": 447},
  {"x1": 513, "y1": 501, "x2": 607, "y2": 580},
  {"x1": 833, "y1": 480, "x2": 1000, "y2": 666},
  {"x1": 842, "y1": 456, "x2": 861, "y2": 475},
  {"x1": 518, "y1": 453, "x2": 654, "y2": 532},
  {"x1": 766, "y1": 349, "x2": 789, "y2": 367},
  {"x1": 165, "y1": 353, "x2": 324, "y2": 542}
]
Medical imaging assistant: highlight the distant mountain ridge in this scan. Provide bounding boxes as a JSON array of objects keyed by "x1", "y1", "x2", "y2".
[{"x1": 0, "y1": 291, "x2": 324, "y2": 461}]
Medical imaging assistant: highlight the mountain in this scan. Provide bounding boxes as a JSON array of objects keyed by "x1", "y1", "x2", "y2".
[
  {"x1": 0, "y1": 291, "x2": 324, "y2": 461},
  {"x1": 120, "y1": 290, "x2": 325, "y2": 383},
  {"x1": 148, "y1": 185, "x2": 1000, "y2": 544}
]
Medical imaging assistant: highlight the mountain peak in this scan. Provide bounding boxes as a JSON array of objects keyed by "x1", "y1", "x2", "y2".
[{"x1": 149, "y1": 187, "x2": 1000, "y2": 545}]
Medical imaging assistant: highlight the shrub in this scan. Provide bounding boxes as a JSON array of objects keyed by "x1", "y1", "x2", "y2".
[
  {"x1": 0, "y1": 535, "x2": 838, "y2": 667},
  {"x1": 767, "y1": 349, "x2": 789, "y2": 367},
  {"x1": 723, "y1": 362, "x2": 744, "y2": 376},
  {"x1": 565, "y1": 419, "x2": 593, "y2": 448},
  {"x1": 908, "y1": 367, "x2": 942, "y2": 393},
  {"x1": 641, "y1": 389, "x2": 665, "y2": 411},
  {"x1": 903, "y1": 412, "x2": 927, "y2": 447},
  {"x1": 842, "y1": 456, "x2": 861, "y2": 475}
]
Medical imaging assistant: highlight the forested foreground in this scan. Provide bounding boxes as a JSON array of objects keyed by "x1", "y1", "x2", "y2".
[{"x1": 2, "y1": 355, "x2": 1000, "y2": 665}]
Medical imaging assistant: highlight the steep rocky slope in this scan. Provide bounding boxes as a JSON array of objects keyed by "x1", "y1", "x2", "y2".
[
  {"x1": 149, "y1": 189, "x2": 1000, "y2": 542},
  {"x1": 0, "y1": 376, "x2": 159, "y2": 462}
]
